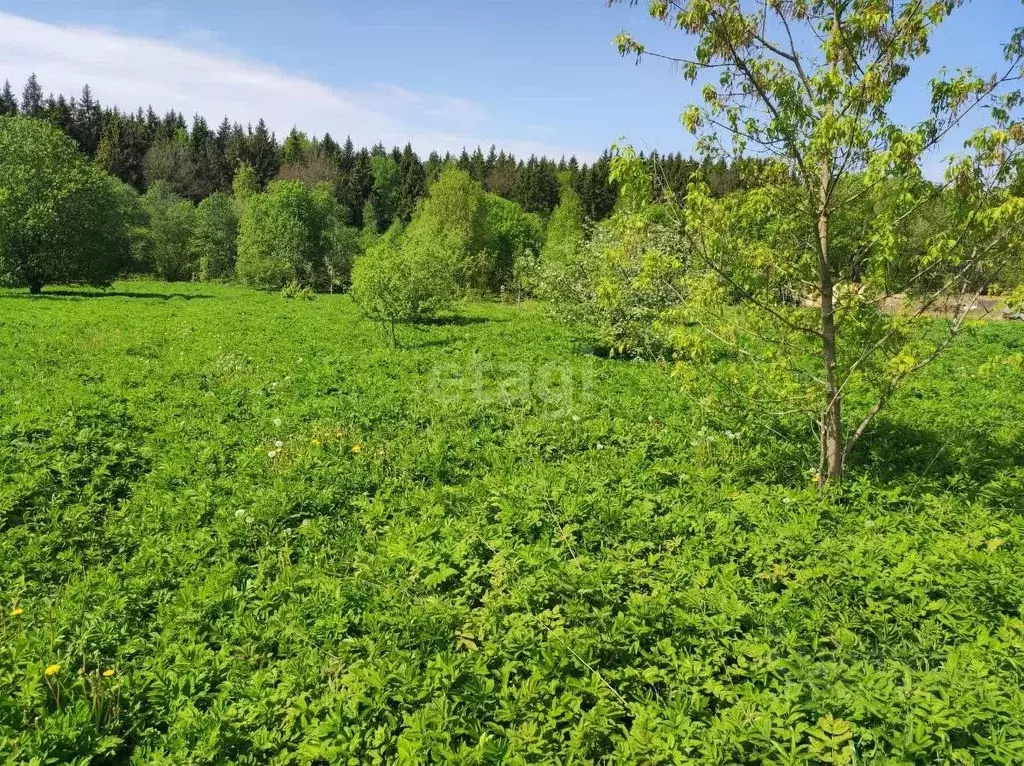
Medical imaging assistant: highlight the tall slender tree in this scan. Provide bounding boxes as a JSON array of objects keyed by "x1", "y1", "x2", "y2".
[
  {"x1": 0, "y1": 80, "x2": 18, "y2": 116},
  {"x1": 20, "y1": 74, "x2": 43, "y2": 117}
]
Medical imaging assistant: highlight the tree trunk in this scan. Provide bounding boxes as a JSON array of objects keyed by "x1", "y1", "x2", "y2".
[
  {"x1": 815, "y1": 168, "x2": 843, "y2": 488},
  {"x1": 28, "y1": 281, "x2": 42, "y2": 295}
]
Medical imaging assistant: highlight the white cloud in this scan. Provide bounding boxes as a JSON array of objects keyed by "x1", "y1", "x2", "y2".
[{"x1": 0, "y1": 11, "x2": 595, "y2": 160}]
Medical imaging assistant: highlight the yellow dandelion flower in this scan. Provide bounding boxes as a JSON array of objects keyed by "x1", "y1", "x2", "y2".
[
  {"x1": 103, "y1": 669, "x2": 115, "y2": 678},
  {"x1": 351, "y1": 444, "x2": 362, "y2": 454},
  {"x1": 44, "y1": 664, "x2": 60, "y2": 677},
  {"x1": 10, "y1": 607, "x2": 23, "y2": 617}
]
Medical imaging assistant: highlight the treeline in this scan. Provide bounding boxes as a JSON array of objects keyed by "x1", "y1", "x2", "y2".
[{"x1": 0, "y1": 73, "x2": 763, "y2": 231}]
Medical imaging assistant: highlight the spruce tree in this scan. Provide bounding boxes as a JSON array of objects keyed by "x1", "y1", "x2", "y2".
[
  {"x1": 0, "y1": 80, "x2": 18, "y2": 116},
  {"x1": 397, "y1": 147, "x2": 426, "y2": 222},
  {"x1": 72, "y1": 84, "x2": 102, "y2": 157},
  {"x1": 247, "y1": 119, "x2": 280, "y2": 189},
  {"x1": 20, "y1": 73, "x2": 43, "y2": 117}
]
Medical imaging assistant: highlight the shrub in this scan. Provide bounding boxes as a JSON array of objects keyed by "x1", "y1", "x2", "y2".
[
  {"x1": 235, "y1": 181, "x2": 335, "y2": 290},
  {"x1": 141, "y1": 181, "x2": 196, "y2": 282},
  {"x1": 351, "y1": 231, "x2": 455, "y2": 344},
  {"x1": 481, "y1": 193, "x2": 544, "y2": 293},
  {"x1": 539, "y1": 158, "x2": 686, "y2": 357},
  {"x1": 189, "y1": 192, "x2": 239, "y2": 281},
  {"x1": 0, "y1": 116, "x2": 131, "y2": 293}
]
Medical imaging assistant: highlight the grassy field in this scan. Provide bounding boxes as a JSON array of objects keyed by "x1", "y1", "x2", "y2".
[{"x1": 2, "y1": 281, "x2": 1024, "y2": 763}]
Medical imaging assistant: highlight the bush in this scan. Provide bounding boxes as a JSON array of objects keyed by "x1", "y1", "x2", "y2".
[
  {"x1": 539, "y1": 161, "x2": 686, "y2": 357},
  {"x1": 141, "y1": 182, "x2": 196, "y2": 282},
  {"x1": 0, "y1": 116, "x2": 131, "y2": 293},
  {"x1": 235, "y1": 181, "x2": 336, "y2": 290},
  {"x1": 189, "y1": 192, "x2": 239, "y2": 281},
  {"x1": 401, "y1": 166, "x2": 488, "y2": 291},
  {"x1": 481, "y1": 193, "x2": 544, "y2": 293},
  {"x1": 351, "y1": 231, "x2": 456, "y2": 344}
]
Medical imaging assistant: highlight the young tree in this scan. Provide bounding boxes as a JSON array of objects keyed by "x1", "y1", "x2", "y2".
[
  {"x1": 401, "y1": 166, "x2": 490, "y2": 290},
  {"x1": 351, "y1": 231, "x2": 456, "y2": 345},
  {"x1": 0, "y1": 116, "x2": 131, "y2": 293},
  {"x1": 141, "y1": 181, "x2": 196, "y2": 281},
  {"x1": 235, "y1": 180, "x2": 334, "y2": 289},
  {"x1": 481, "y1": 193, "x2": 544, "y2": 292},
  {"x1": 189, "y1": 192, "x2": 239, "y2": 281},
  {"x1": 612, "y1": 0, "x2": 1024, "y2": 486}
]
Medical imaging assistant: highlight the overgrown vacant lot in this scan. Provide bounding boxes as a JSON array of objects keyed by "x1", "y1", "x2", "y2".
[{"x1": 2, "y1": 282, "x2": 1024, "y2": 763}]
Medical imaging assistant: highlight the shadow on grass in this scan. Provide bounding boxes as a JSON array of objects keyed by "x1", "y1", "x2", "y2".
[
  {"x1": 4, "y1": 289, "x2": 214, "y2": 301},
  {"x1": 415, "y1": 315, "x2": 497, "y2": 327},
  {"x1": 852, "y1": 418, "x2": 1022, "y2": 489}
]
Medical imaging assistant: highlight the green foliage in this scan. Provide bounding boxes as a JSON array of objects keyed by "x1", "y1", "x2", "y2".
[
  {"x1": 189, "y1": 192, "x2": 239, "y2": 281},
  {"x1": 2, "y1": 281, "x2": 1024, "y2": 762},
  {"x1": 533, "y1": 181, "x2": 587, "y2": 300},
  {"x1": 280, "y1": 280, "x2": 316, "y2": 300},
  {"x1": 0, "y1": 116, "x2": 131, "y2": 292},
  {"x1": 140, "y1": 181, "x2": 196, "y2": 282},
  {"x1": 370, "y1": 153, "x2": 402, "y2": 231},
  {"x1": 611, "y1": 0, "x2": 1024, "y2": 483},
  {"x1": 231, "y1": 163, "x2": 259, "y2": 202},
  {"x1": 402, "y1": 166, "x2": 489, "y2": 291},
  {"x1": 235, "y1": 180, "x2": 338, "y2": 290},
  {"x1": 542, "y1": 150, "x2": 687, "y2": 357},
  {"x1": 351, "y1": 230, "x2": 456, "y2": 343},
  {"x1": 480, "y1": 193, "x2": 543, "y2": 292}
]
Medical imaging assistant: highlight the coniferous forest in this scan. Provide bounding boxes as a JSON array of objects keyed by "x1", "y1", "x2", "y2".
[{"x1": 0, "y1": 73, "x2": 760, "y2": 228}]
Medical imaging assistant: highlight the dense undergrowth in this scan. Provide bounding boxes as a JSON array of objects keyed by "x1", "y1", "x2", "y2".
[{"x1": 2, "y1": 282, "x2": 1024, "y2": 763}]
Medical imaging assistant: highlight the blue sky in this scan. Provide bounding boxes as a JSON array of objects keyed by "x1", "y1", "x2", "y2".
[{"x1": 1, "y1": 0, "x2": 1021, "y2": 162}]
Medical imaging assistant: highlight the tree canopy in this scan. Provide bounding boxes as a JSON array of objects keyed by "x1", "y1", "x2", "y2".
[{"x1": 0, "y1": 116, "x2": 131, "y2": 293}]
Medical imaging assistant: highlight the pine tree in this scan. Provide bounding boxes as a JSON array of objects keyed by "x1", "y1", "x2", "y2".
[
  {"x1": 46, "y1": 94, "x2": 75, "y2": 136},
  {"x1": 320, "y1": 133, "x2": 340, "y2": 165},
  {"x1": 187, "y1": 115, "x2": 218, "y2": 199},
  {"x1": 213, "y1": 118, "x2": 234, "y2": 192},
  {"x1": 340, "y1": 136, "x2": 356, "y2": 173},
  {"x1": 20, "y1": 74, "x2": 43, "y2": 117}
]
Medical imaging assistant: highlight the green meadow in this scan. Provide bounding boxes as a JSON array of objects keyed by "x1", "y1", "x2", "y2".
[{"x1": 2, "y1": 282, "x2": 1024, "y2": 762}]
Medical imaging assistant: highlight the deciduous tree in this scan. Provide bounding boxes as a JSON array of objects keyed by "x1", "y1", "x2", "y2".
[
  {"x1": 0, "y1": 116, "x2": 131, "y2": 293},
  {"x1": 612, "y1": 0, "x2": 1024, "y2": 485}
]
